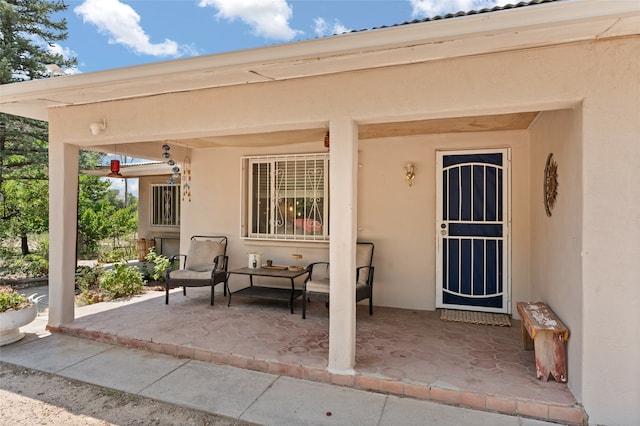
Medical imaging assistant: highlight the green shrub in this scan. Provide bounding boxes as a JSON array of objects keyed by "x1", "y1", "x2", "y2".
[
  {"x1": 75, "y1": 265, "x2": 105, "y2": 306},
  {"x1": 1, "y1": 254, "x2": 48, "y2": 278},
  {"x1": 144, "y1": 247, "x2": 170, "y2": 282},
  {"x1": 99, "y1": 262, "x2": 145, "y2": 300},
  {"x1": 23, "y1": 254, "x2": 48, "y2": 277},
  {"x1": 0, "y1": 286, "x2": 31, "y2": 313},
  {"x1": 75, "y1": 265, "x2": 102, "y2": 292}
]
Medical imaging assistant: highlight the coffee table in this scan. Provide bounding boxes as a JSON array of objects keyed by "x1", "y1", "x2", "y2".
[{"x1": 226, "y1": 266, "x2": 308, "y2": 314}]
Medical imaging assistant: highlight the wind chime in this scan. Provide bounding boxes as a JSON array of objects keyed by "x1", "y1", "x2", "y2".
[
  {"x1": 161, "y1": 143, "x2": 191, "y2": 202},
  {"x1": 182, "y1": 154, "x2": 191, "y2": 202},
  {"x1": 162, "y1": 143, "x2": 180, "y2": 184}
]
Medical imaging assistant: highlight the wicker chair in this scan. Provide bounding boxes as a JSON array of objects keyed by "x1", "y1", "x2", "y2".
[
  {"x1": 302, "y1": 242, "x2": 375, "y2": 319},
  {"x1": 164, "y1": 236, "x2": 228, "y2": 305}
]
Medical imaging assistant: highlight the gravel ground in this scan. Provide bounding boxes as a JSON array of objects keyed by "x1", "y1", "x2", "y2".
[{"x1": 0, "y1": 361, "x2": 257, "y2": 425}]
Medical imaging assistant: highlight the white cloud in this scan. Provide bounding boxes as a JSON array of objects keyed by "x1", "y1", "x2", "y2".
[
  {"x1": 333, "y1": 22, "x2": 350, "y2": 35},
  {"x1": 47, "y1": 43, "x2": 81, "y2": 75},
  {"x1": 410, "y1": 0, "x2": 511, "y2": 18},
  {"x1": 313, "y1": 17, "x2": 351, "y2": 37},
  {"x1": 198, "y1": 0, "x2": 301, "y2": 41},
  {"x1": 313, "y1": 17, "x2": 328, "y2": 37},
  {"x1": 74, "y1": 0, "x2": 183, "y2": 57}
]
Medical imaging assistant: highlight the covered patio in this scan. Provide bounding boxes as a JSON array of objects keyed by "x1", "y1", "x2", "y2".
[{"x1": 48, "y1": 287, "x2": 583, "y2": 424}]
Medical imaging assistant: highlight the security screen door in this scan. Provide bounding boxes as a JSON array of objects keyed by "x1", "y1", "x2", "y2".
[{"x1": 436, "y1": 149, "x2": 511, "y2": 314}]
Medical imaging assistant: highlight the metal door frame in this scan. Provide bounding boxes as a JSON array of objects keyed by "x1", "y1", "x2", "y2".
[{"x1": 435, "y1": 148, "x2": 511, "y2": 314}]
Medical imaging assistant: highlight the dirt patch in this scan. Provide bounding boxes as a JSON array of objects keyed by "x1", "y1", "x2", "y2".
[{"x1": 0, "y1": 362, "x2": 257, "y2": 426}]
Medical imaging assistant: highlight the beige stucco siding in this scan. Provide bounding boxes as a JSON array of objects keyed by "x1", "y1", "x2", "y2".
[
  {"x1": 529, "y1": 108, "x2": 584, "y2": 399},
  {"x1": 579, "y1": 38, "x2": 640, "y2": 423}
]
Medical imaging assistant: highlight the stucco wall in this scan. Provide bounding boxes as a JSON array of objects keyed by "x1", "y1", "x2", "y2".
[
  {"x1": 529, "y1": 108, "x2": 583, "y2": 400},
  {"x1": 579, "y1": 38, "x2": 640, "y2": 425}
]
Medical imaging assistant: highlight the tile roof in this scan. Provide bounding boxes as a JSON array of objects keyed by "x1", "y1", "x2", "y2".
[{"x1": 342, "y1": 0, "x2": 561, "y2": 34}]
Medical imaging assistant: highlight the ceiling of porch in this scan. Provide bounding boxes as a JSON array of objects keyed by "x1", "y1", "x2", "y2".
[
  {"x1": 181, "y1": 111, "x2": 539, "y2": 147},
  {"x1": 89, "y1": 111, "x2": 539, "y2": 160}
]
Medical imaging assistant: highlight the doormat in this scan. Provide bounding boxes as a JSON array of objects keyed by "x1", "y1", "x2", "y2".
[{"x1": 440, "y1": 309, "x2": 511, "y2": 327}]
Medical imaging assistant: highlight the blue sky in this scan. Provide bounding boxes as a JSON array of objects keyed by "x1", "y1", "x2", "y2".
[{"x1": 53, "y1": 0, "x2": 510, "y2": 74}]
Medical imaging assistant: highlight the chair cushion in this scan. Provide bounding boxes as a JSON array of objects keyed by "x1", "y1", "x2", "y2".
[
  {"x1": 356, "y1": 283, "x2": 369, "y2": 292},
  {"x1": 185, "y1": 240, "x2": 225, "y2": 272},
  {"x1": 169, "y1": 269, "x2": 212, "y2": 280},
  {"x1": 306, "y1": 278, "x2": 330, "y2": 293},
  {"x1": 356, "y1": 244, "x2": 373, "y2": 284}
]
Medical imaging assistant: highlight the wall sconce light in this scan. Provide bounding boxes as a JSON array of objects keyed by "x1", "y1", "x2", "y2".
[
  {"x1": 89, "y1": 119, "x2": 106, "y2": 136},
  {"x1": 324, "y1": 131, "x2": 330, "y2": 148},
  {"x1": 404, "y1": 163, "x2": 415, "y2": 186}
]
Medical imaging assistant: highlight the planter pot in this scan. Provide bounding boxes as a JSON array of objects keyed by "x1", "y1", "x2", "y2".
[{"x1": 0, "y1": 303, "x2": 37, "y2": 346}]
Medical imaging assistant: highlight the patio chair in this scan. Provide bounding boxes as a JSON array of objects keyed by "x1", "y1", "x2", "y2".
[
  {"x1": 164, "y1": 235, "x2": 229, "y2": 305},
  {"x1": 302, "y1": 241, "x2": 375, "y2": 319}
]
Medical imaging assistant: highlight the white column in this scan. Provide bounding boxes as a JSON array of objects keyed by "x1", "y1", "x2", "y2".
[
  {"x1": 48, "y1": 139, "x2": 78, "y2": 326},
  {"x1": 327, "y1": 117, "x2": 358, "y2": 373}
]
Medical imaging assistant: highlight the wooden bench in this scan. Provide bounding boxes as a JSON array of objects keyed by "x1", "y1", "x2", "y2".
[{"x1": 517, "y1": 302, "x2": 569, "y2": 383}]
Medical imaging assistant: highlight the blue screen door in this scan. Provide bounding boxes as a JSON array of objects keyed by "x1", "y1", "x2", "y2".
[{"x1": 436, "y1": 149, "x2": 510, "y2": 314}]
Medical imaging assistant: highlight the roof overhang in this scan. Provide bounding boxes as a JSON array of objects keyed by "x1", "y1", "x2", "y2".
[{"x1": 1, "y1": 0, "x2": 638, "y2": 122}]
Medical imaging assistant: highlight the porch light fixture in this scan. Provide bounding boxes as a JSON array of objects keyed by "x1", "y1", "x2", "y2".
[
  {"x1": 404, "y1": 163, "x2": 415, "y2": 186},
  {"x1": 107, "y1": 159, "x2": 123, "y2": 178},
  {"x1": 89, "y1": 119, "x2": 106, "y2": 135},
  {"x1": 324, "y1": 131, "x2": 330, "y2": 148}
]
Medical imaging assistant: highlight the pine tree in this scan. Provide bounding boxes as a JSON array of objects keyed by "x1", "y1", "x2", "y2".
[{"x1": 0, "y1": 0, "x2": 77, "y2": 254}]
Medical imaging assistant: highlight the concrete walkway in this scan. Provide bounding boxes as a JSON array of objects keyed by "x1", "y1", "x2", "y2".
[{"x1": 1, "y1": 287, "x2": 557, "y2": 425}]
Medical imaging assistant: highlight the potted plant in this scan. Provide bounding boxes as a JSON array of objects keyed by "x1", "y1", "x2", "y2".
[{"x1": 0, "y1": 286, "x2": 41, "y2": 346}]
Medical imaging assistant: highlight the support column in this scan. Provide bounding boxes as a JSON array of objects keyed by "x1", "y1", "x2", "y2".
[
  {"x1": 48, "y1": 139, "x2": 78, "y2": 326},
  {"x1": 327, "y1": 117, "x2": 358, "y2": 373}
]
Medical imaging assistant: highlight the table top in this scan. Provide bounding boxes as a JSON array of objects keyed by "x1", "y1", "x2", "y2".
[{"x1": 228, "y1": 266, "x2": 308, "y2": 279}]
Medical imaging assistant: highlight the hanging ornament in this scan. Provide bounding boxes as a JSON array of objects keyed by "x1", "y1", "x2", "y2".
[
  {"x1": 161, "y1": 142, "x2": 177, "y2": 185},
  {"x1": 182, "y1": 154, "x2": 192, "y2": 202}
]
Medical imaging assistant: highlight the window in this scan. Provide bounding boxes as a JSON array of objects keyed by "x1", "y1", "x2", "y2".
[
  {"x1": 242, "y1": 153, "x2": 329, "y2": 241},
  {"x1": 151, "y1": 184, "x2": 180, "y2": 226}
]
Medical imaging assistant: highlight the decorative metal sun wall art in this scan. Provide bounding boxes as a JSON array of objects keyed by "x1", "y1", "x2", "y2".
[{"x1": 544, "y1": 153, "x2": 558, "y2": 217}]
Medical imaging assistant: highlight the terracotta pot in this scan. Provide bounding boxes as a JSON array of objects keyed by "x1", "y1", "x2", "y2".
[{"x1": 0, "y1": 303, "x2": 37, "y2": 346}]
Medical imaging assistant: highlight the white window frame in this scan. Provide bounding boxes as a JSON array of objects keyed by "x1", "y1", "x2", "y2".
[
  {"x1": 150, "y1": 183, "x2": 181, "y2": 227},
  {"x1": 241, "y1": 153, "x2": 329, "y2": 242}
]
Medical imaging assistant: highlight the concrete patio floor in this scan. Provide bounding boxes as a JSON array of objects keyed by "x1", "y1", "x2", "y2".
[{"x1": 41, "y1": 286, "x2": 584, "y2": 424}]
